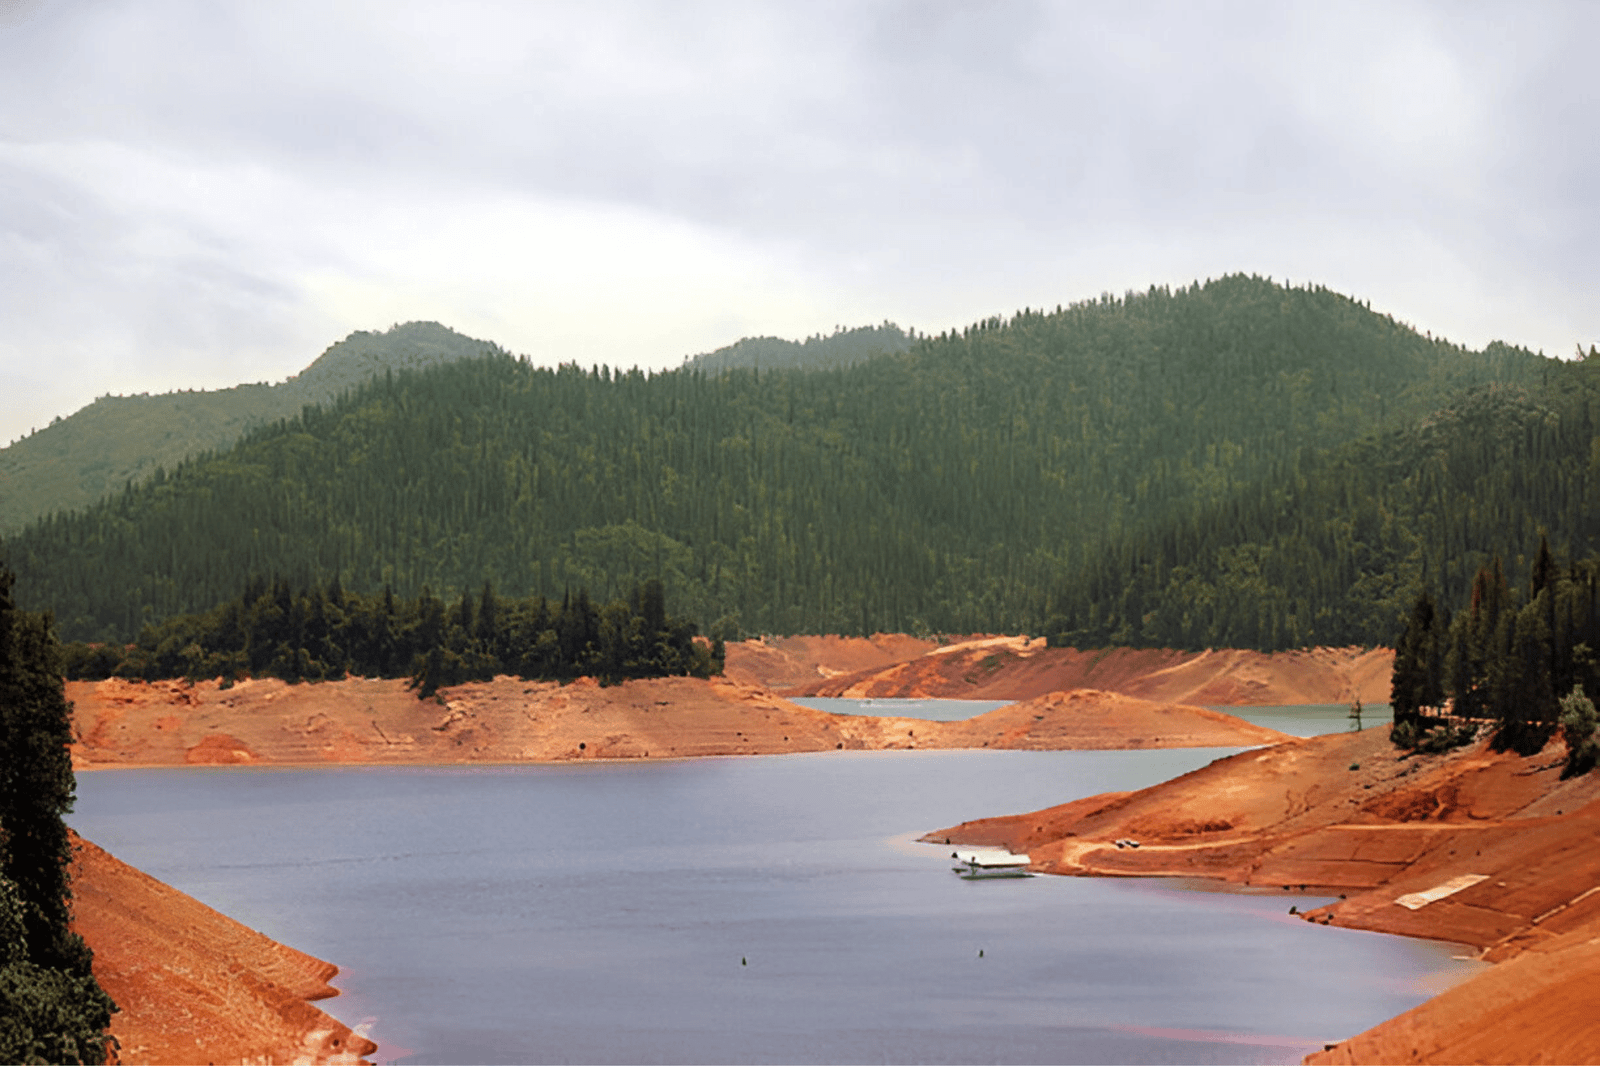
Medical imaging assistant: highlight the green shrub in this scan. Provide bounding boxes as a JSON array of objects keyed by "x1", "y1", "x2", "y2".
[{"x1": 1560, "y1": 684, "x2": 1599, "y2": 777}]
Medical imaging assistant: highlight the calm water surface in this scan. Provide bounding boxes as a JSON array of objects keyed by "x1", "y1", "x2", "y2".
[
  {"x1": 791, "y1": 697, "x2": 1012, "y2": 720},
  {"x1": 792, "y1": 697, "x2": 1393, "y2": 738},
  {"x1": 73, "y1": 738, "x2": 1472, "y2": 1065},
  {"x1": 1218, "y1": 704, "x2": 1393, "y2": 739}
]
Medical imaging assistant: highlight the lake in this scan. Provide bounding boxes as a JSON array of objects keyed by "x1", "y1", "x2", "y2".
[
  {"x1": 73, "y1": 718, "x2": 1471, "y2": 1065},
  {"x1": 1217, "y1": 704, "x2": 1393, "y2": 739},
  {"x1": 791, "y1": 696, "x2": 1392, "y2": 739}
]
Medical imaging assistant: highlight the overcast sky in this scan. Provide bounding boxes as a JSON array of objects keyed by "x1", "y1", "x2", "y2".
[{"x1": 2, "y1": 0, "x2": 1597, "y2": 445}]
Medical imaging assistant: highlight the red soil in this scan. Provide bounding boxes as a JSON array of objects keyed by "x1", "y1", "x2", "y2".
[
  {"x1": 1307, "y1": 918, "x2": 1600, "y2": 1064},
  {"x1": 68, "y1": 673, "x2": 1286, "y2": 769},
  {"x1": 720, "y1": 633, "x2": 949, "y2": 689},
  {"x1": 70, "y1": 832, "x2": 375, "y2": 1065},
  {"x1": 930, "y1": 688, "x2": 1289, "y2": 750},
  {"x1": 770, "y1": 637, "x2": 1394, "y2": 705},
  {"x1": 924, "y1": 727, "x2": 1600, "y2": 1064}
]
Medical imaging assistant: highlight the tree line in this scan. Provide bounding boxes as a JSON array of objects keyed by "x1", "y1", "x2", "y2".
[
  {"x1": 61, "y1": 577, "x2": 724, "y2": 697},
  {"x1": 1390, "y1": 535, "x2": 1600, "y2": 773},
  {"x1": 0, "y1": 565, "x2": 117, "y2": 1062}
]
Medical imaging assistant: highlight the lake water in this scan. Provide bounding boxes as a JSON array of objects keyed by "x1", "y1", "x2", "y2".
[
  {"x1": 1218, "y1": 704, "x2": 1393, "y2": 739},
  {"x1": 791, "y1": 697, "x2": 1013, "y2": 721},
  {"x1": 792, "y1": 696, "x2": 1392, "y2": 739},
  {"x1": 72, "y1": 727, "x2": 1473, "y2": 1065}
]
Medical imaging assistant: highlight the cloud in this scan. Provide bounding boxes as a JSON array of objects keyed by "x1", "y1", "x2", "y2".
[{"x1": 1, "y1": 0, "x2": 1598, "y2": 445}]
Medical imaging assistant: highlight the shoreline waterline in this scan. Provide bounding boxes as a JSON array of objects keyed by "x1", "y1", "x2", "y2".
[{"x1": 75, "y1": 745, "x2": 1483, "y2": 1065}]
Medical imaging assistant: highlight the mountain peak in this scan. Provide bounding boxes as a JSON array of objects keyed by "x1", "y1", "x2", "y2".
[
  {"x1": 0, "y1": 321, "x2": 497, "y2": 534},
  {"x1": 288, "y1": 322, "x2": 497, "y2": 396},
  {"x1": 683, "y1": 322, "x2": 913, "y2": 374}
]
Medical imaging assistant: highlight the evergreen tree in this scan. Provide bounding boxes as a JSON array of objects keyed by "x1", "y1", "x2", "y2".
[
  {"x1": 1390, "y1": 590, "x2": 1444, "y2": 745},
  {"x1": 0, "y1": 565, "x2": 116, "y2": 1062},
  {"x1": 1492, "y1": 594, "x2": 1557, "y2": 755},
  {"x1": 476, "y1": 580, "x2": 499, "y2": 664},
  {"x1": 1397, "y1": 539, "x2": 1600, "y2": 761},
  {"x1": 0, "y1": 573, "x2": 81, "y2": 967}
]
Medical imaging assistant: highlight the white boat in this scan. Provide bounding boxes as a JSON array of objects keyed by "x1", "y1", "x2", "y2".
[{"x1": 949, "y1": 850, "x2": 1033, "y2": 879}]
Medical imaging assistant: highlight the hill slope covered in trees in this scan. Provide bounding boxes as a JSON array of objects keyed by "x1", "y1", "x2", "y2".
[
  {"x1": 6, "y1": 275, "x2": 1590, "y2": 651},
  {"x1": 0, "y1": 322, "x2": 496, "y2": 534},
  {"x1": 1049, "y1": 364, "x2": 1600, "y2": 650}
]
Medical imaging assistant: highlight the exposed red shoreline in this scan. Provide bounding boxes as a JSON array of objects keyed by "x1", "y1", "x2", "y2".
[
  {"x1": 731, "y1": 635, "x2": 1393, "y2": 706},
  {"x1": 67, "y1": 666, "x2": 1288, "y2": 773},
  {"x1": 70, "y1": 832, "x2": 376, "y2": 1065},
  {"x1": 924, "y1": 725, "x2": 1600, "y2": 1064}
]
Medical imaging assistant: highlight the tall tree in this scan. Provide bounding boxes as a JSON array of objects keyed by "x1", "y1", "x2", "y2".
[
  {"x1": 0, "y1": 571, "x2": 80, "y2": 967},
  {"x1": 0, "y1": 565, "x2": 116, "y2": 1062},
  {"x1": 1492, "y1": 593, "x2": 1558, "y2": 755},
  {"x1": 1391, "y1": 590, "x2": 1444, "y2": 743}
]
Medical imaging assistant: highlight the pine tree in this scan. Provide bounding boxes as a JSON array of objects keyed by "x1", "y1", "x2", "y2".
[
  {"x1": 0, "y1": 572, "x2": 81, "y2": 967},
  {"x1": 0, "y1": 565, "x2": 116, "y2": 1062},
  {"x1": 1492, "y1": 594, "x2": 1557, "y2": 755},
  {"x1": 1391, "y1": 590, "x2": 1444, "y2": 746}
]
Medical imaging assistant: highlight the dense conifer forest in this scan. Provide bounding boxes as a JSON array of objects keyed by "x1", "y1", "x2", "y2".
[
  {"x1": 4, "y1": 274, "x2": 1594, "y2": 654},
  {"x1": 1389, "y1": 537, "x2": 1600, "y2": 773},
  {"x1": 1048, "y1": 367, "x2": 1600, "y2": 649},
  {"x1": 681, "y1": 322, "x2": 913, "y2": 373},
  {"x1": 59, "y1": 577, "x2": 724, "y2": 697}
]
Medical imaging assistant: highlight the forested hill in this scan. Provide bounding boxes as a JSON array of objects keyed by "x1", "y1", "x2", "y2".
[
  {"x1": 1051, "y1": 369, "x2": 1600, "y2": 650},
  {"x1": 6, "y1": 275, "x2": 1587, "y2": 651},
  {"x1": 682, "y1": 322, "x2": 913, "y2": 373},
  {"x1": 0, "y1": 321, "x2": 495, "y2": 533}
]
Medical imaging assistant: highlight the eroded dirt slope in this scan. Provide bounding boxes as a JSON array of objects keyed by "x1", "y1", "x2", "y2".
[
  {"x1": 68, "y1": 674, "x2": 1287, "y2": 768},
  {"x1": 785, "y1": 638, "x2": 1393, "y2": 705},
  {"x1": 71, "y1": 833, "x2": 376, "y2": 1065},
  {"x1": 721, "y1": 633, "x2": 948, "y2": 689},
  {"x1": 1303, "y1": 917, "x2": 1600, "y2": 1064},
  {"x1": 931, "y1": 688, "x2": 1290, "y2": 750}
]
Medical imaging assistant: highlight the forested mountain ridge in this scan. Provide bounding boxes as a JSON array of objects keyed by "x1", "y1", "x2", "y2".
[
  {"x1": 1050, "y1": 366, "x2": 1600, "y2": 651},
  {"x1": 682, "y1": 322, "x2": 913, "y2": 373},
  {"x1": 4, "y1": 274, "x2": 1581, "y2": 651},
  {"x1": 0, "y1": 321, "x2": 495, "y2": 534}
]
